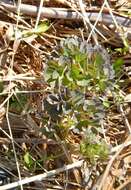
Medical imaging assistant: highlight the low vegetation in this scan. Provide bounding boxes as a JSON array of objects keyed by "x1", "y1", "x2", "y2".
[{"x1": 0, "y1": 0, "x2": 131, "y2": 190}]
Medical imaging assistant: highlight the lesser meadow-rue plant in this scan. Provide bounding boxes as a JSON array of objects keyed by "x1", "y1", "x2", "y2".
[{"x1": 43, "y1": 36, "x2": 121, "y2": 163}]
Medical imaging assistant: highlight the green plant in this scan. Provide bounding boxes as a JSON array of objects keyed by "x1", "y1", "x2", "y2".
[
  {"x1": 24, "y1": 152, "x2": 34, "y2": 169},
  {"x1": 80, "y1": 130, "x2": 109, "y2": 163},
  {"x1": 9, "y1": 93, "x2": 28, "y2": 113},
  {"x1": 43, "y1": 36, "x2": 119, "y2": 162},
  {"x1": 22, "y1": 20, "x2": 50, "y2": 38},
  {"x1": 113, "y1": 58, "x2": 124, "y2": 74}
]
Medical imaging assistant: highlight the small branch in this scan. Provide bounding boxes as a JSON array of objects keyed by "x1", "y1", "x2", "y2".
[
  {"x1": 116, "y1": 177, "x2": 131, "y2": 190},
  {"x1": 0, "y1": 76, "x2": 44, "y2": 82},
  {"x1": 119, "y1": 104, "x2": 131, "y2": 134},
  {"x1": 0, "y1": 2, "x2": 131, "y2": 28},
  {"x1": 98, "y1": 136, "x2": 131, "y2": 190},
  {"x1": 0, "y1": 160, "x2": 84, "y2": 190}
]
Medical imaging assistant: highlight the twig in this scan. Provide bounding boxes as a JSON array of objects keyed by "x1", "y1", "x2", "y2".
[
  {"x1": 119, "y1": 104, "x2": 131, "y2": 134},
  {"x1": 35, "y1": 0, "x2": 44, "y2": 29},
  {"x1": 0, "y1": 2, "x2": 131, "y2": 28},
  {"x1": 111, "y1": 139, "x2": 131, "y2": 153},
  {"x1": 0, "y1": 76, "x2": 44, "y2": 81},
  {"x1": 116, "y1": 177, "x2": 131, "y2": 190},
  {"x1": 0, "y1": 91, "x2": 13, "y2": 109},
  {"x1": 98, "y1": 136, "x2": 131, "y2": 190},
  {"x1": 87, "y1": 0, "x2": 106, "y2": 43},
  {"x1": 0, "y1": 160, "x2": 84, "y2": 190}
]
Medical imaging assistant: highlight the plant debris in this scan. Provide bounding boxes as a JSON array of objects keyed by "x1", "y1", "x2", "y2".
[{"x1": 0, "y1": 0, "x2": 131, "y2": 190}]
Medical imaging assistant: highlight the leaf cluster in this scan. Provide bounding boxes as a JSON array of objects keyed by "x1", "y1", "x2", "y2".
[{"x1": 43, "y1": 37, "x2": 117, "y2": 162}]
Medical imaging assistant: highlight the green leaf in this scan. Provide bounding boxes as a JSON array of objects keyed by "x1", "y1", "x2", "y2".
[
  {"x1": 113, "y1": 58, "x2": 124, "y2": 73},
  {"x1": 70, "y1": 91, "x2": 84, "y2": 105},
  {"x1": 77, "y1": 79, "x2": 89, "y2": 87},
  {"x1": 22, "y1": 21, "x2": 50, "y2": 37},
  {"x1": 80, "y1": 136, "x2": 109, "y2": 163},
  {"x1": 97, "y1": 78, "x2": 107, "y2": 92},
  {"x1": 75, "y1": 52, "x2": 87, "y2": 67},
  {"x1": 9, "y1": 93, "x2": 27, "y2": 113},
  {"x1": 77, "y1": 120, "x2": 98, "y2": 129},
  {"x1": 24, "y1": 152, "x2": 33, "y2": 168},
  {"x1": 103, "y1": 100, "x2": 110, "y2": 108},
  {"x1": 33, "y1": 21, "x2": 50, "y2": 34},
  {"x1": 70, "y1": 64, "x2": 82, "y2": 80},
  {"x1": 95, "y1": 53, "x2": 103, "y2": 66}
]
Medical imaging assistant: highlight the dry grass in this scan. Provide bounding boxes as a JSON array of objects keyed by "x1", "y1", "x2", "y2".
[{"x1": 0, "y1": 0, "x2": 131, "y2": 190}]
